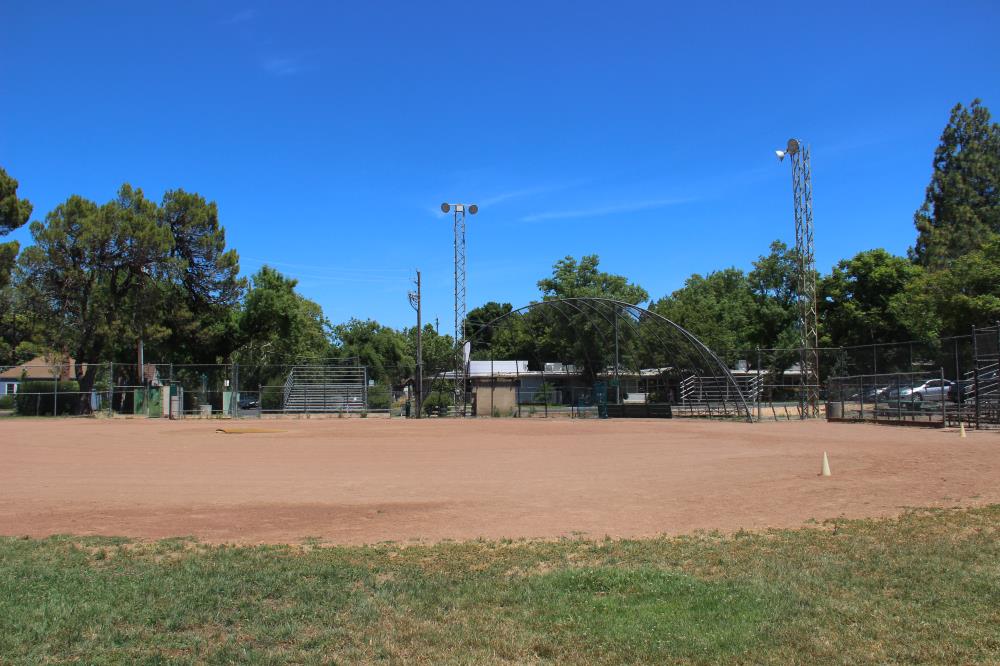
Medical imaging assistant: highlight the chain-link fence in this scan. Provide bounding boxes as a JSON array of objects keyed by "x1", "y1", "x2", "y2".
[
  {"x1": 714, "y1": 323, "x2": 1000, "y2": 426},
  {"x1": 4, "y1": 324, "x2": 998, "y2": 425},
  {"x1": 827, "y1": 370, "x2": 950, "y2": 426},
  {"x1": 0, "y1": 361, "x2": 404, "y2": 419}
]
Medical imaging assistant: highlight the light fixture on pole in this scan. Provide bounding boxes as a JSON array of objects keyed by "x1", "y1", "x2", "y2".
[
  {"x1": 775, "y1": 137, "x2": 819, "y2": 418},
  {"x1": 441, "y1": 201, "x2": 478, "y2": 416}
]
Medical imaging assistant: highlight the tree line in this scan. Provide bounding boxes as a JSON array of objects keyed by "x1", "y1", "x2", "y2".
[{"x1": 1, "y1": 99, "x2": 998, "y2": 410}]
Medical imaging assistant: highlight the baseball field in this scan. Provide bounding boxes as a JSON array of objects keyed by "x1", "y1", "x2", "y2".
[{"x1": 2, "y1": 418, "x2": 998, "y2": 663}]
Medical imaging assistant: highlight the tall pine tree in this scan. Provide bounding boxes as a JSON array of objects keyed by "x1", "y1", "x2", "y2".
[
  {"x1": 911, "y1": 99, "x2": 1000, "y2": 269},
  {"x1": 0, "y1": 167, "x2": 33, "y2": 288}
]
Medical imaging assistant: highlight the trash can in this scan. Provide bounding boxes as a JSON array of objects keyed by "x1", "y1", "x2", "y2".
[{"x1": 826, "y1": 401, "x2": 842, "y2": 420}]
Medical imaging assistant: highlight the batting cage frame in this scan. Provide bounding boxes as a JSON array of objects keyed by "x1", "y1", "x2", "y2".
[{"x1": 420, "y1": 297, "x2": 753, "y2": 422}]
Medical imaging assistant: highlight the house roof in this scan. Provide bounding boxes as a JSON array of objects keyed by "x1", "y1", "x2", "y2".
[
  {"x1": 468, "y1": 360, "x2": 529, "y2": 377},
  {"x1": 449, "y1": 361, "x2": 675, "y2": 380},
  {"x1": 0, "y1": 355, "x2": 78, "y2": 381}
]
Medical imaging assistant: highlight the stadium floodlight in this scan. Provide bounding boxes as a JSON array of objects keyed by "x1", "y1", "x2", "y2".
[
  {"x1": 441, "y1": 201, "x2": 479, "y2": 417},
  {"x1": 776, "y1": 138, "x2": 802, "y2": 162},
  {"x1": 775, "y1": 136, "x2": 819, "y2": 418}
]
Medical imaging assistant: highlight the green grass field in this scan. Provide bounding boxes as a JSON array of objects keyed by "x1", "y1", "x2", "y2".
[{"x1": 2, "y1": 506, "x2": 998, "y2": 664}]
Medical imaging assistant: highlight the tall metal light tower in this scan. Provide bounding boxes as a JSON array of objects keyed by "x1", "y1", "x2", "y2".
[
  {"x1": 776, "y1": 138, "x2": 819, "y2": 417},
  {"x1": 440, "y1": 202, "x2": 478, "y2": 415}
]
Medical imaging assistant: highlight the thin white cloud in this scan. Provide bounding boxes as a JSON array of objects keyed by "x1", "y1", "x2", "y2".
[
  {"x1": 262, "y1": 56, "x2": 301, "y2": 76},
  {"x1": 479, "y1": 182, "x2": 580, "y2": 207},
  {"x1": 221, "y1": 8, "x2": 257, "y2": 25},
  {"x1": 520, "y1": 197, "x2": 694, "y2": 223}
]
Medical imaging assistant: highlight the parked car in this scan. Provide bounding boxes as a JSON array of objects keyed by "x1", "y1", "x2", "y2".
[
  {"x1": 882, "y1": 382, "x2": 923, "y2": 401},
  {"x1": 238, "y1": 396, "x2": 259, "y2": 410},
  {"x1": 847, "y1": 385, "x2": 888, "y2": 401},
  {"x1": 899, "y1": 379, "x2": 953, "y2": 402}
]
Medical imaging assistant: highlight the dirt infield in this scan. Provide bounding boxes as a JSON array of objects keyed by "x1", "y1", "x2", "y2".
[{"x1": 2, "y1": 418, "x2": 998, "y2": 544}]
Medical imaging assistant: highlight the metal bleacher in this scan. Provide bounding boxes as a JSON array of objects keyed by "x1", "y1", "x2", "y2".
[
  {"x1": 679, "y1": 374, "x2": 761, "y2": 418},
  {"x1": 281, "y1": 365, "x2": 367, "y2": 413}
]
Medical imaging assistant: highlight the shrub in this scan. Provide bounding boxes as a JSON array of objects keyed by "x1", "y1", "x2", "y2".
[
  {"x1": 0, "y1": 394, "x2": 14, "y2": 409},
  {"x1": 15, "y1": 380, "x2": 81, "y2": 416},
  {"x1": 366, "y1": 384, "x2": 391, "y2": 410},
  {"x1": 422, "y1": 391, "x2": 454, "y2": 415}
]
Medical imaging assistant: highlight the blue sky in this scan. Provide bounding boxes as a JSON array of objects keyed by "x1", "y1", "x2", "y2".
[{"x1": 3, "y1": 1, "x2": 999, "y2": 332}]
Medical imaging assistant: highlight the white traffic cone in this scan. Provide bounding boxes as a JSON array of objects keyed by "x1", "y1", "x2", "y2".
[
  {"x1": 820, "y1": 451, "x2": 832, "y2": 477},
  {"x1": 960, "y1": 421, "x2": 967, "y2": 438}
]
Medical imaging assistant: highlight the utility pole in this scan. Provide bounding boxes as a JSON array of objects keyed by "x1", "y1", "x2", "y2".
[
  {"x1": 776, "y1": 138, "x2": 819, "y2": 418},
  {"x1": 408, "y1": 270, "x2": 423, "y2": 418},
  {"x1": 440, "y1": 202, "x2": 478, "y2": 416}
]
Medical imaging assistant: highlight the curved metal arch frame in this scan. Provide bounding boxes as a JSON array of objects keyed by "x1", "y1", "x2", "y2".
[{"x1": 463, "y1": 297, "x2": 753, "y2": 422}]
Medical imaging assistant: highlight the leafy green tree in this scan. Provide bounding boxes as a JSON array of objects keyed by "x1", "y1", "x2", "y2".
[
  {"x1": 538, "y1": 254, "x2": 648, "y2": 304},
  {"x1": 747, "y1": 240, "x2": 800, "y2": 350},
  {"x1": 650, "y1": 268, "x2": 756, "y2": 360},
  {"x1": 535, "y1": 255, "x2": 648, "y2": 380},
  {"x1": 894, "y1": 237, "x2": 1000, "y2": 339},
  {"x1": 650, "y1": 241, "x2": 801, "y2": 360},
  {"x1": 0, "y1": 285, "x2": 42, "y2": 365},
  {"x1": 235, "y1": 266, "x2": 330, "y2": 367},
  {"x1": 17, "y1": 187, "x2": 174, "y2": 411},
  {"x1": 467, "y1": 301, "x2": 534, "y2": 362},
  {"x1": 17, "y1": 184, "x2": 244, "y2": 411},
  {"x1": 408, "y1": 323, "x2": 454, "y2": 377},
  {"x1": 0, "y1": 167, "x2": 33, "y2": 289},
  {"x1": 156, "y1": 190, "x2": 244, "y2": 363},
  {"x1": 466, "y1": 301, "x2": 514, "y2": 345},
  {"x1": 332, "y1": 319, "x2": 413, "y2": 386},
  {"x1": 819, "y1": 249, "x2": 921, "y2": 347},
  {"x1": 911, "y1": 99, "x2": 1000, "y2": 269}
]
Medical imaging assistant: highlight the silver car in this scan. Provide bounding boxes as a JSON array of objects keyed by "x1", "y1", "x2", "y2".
[{"x1": 900, "y1": 379, "x2": 954, "y2": 402}]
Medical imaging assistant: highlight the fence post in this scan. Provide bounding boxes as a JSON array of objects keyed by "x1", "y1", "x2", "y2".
[
  {"x1": 233, "y1": 363, "x2": 240, "y2": 419},
  {"x1": 940, "y1": 367, "x2": 946, "y2": 427},
  {"x1": 972, "y1": 325, "x2": 980, "y2": 429},
  {"x1": 840, "y1": 380, "x2": 845, "y2": 421},
  {"x1": 873, "y1": 373, "x2": 878, "y2": 424},
  {"x1": 756, "y1": 347, "x2": 762, "y2": 423},
  {"x1": 542, "y1": 366, "x2": 547, "y2": 418},
  {"x1": 954, "y1": 338, "x2": 962, "y2": 416},
  {"x1": 108, "y1": 362, "x2": 114, "y2": 417},
  {"x1": 896, "y1": 375, "x2": 912, "y2": 421},
  {"x1": 515, "y1": 361, "x2": 521, "y2": 418},
  {"x1": 860, "y1": 375, "x2": 865, "y2": 421},
  {"x1": 168, "y1": 363, "x2": 174, "y2": 419},
  {"x1": 53, "y1": 365, "x2": 59, "y2": 417}
]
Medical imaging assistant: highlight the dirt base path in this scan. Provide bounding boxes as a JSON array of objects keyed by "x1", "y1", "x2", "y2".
[{"x1": 2, "y1": 418, "x2": 997, "y2": 544}]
